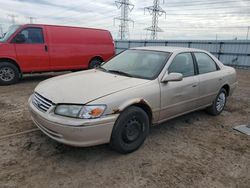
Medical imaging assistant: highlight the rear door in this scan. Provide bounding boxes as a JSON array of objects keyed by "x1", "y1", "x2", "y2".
[
  {"x1": 159, "y1": 52, "x2": 199, "y2": 121},
  {"x1": 13, "y1": 26, "x2": 50, "y2": 72},
  {"x1": 46, "y1": 26, "x2": 87, "y2": 70},
  {"x1": 193, "y1": 52, "x2": 223, "y2": 106}
]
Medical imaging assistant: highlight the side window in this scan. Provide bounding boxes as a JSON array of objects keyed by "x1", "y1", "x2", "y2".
[
  {"x1": 168, "y1": 53, "x2": 195, "y2": 77},
  {"x1": 15, "y1": 27, "x2": 44, "y2": 44},
  {"x1": 194, "y1": 52, "x2": 218, "y2": 74}
]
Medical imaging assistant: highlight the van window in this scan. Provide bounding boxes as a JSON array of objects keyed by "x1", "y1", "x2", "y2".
[
  {"x1": 168, "y1": 53, "x2": 195, "y2": 77},
  {"x1": 194, "y1": 52, "x2": 218, "y2": 74},
  {"x1": 15, "y1": 27, "x2": 44, "y2": 44}
]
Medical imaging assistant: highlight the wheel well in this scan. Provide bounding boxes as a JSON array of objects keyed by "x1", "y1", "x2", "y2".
[
  {"x1": 89, "y1": 56, "x2": 104, "y2": 63},
  {"x1": 132, "y1": 102, "x2": 153, "y2": 124},
  {"x1": 0, "y1": 58, "x2": 21, "y2": 73},
  {"x1": 222, "y1": 84, "x2": 230, "y2": 96}
]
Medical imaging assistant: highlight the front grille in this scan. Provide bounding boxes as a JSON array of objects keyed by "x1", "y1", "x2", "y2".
[{"x1": 33, "y1": 92, "x2": 54, "y2": 112}]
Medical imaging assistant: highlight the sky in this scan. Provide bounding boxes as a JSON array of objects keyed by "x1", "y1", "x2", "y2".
[{"x1": 0, "y1": 0, "x2": 249, "y2": 40}]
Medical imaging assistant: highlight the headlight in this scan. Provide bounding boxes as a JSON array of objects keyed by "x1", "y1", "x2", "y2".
[{"x1": 55, "y1": 104, "x2": 106, "y2": 119}]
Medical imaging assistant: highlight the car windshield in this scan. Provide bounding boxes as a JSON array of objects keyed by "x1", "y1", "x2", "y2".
[
  {"x1": 0, "y1": 25, "x2": 20, "y2": 42},
  {"x1": 100, "y1": 49, "x2": 170, "y2": 80}
]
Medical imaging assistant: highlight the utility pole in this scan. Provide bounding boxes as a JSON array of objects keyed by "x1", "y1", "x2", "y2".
[
  {"x1": 28, "y1": 16, "x2": 36, "y2": 24},
  {"x1": 8, "y1": 14, "x2": 17, "y2": 24},
  {"x1": 246, "y1": 26, "x2": 250, "y2": 40},
  {"x1": 0, "y1": 24, "x2": 3, "y2": 37},
  {"x1": 114, "y1": 0, "x2": 134, "y2": 40},
  {"x1": 144, "y1": 0, "x2": 166, "y2": 40}
]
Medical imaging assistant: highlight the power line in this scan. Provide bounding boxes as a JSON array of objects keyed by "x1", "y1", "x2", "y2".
[
  {"x1": 161, "y1": 0, "x2": 250, "y2": 8},
  {"x1": 247, "y1": 26, "x2": 250, "y2": 40},
  {"x1": 160, "y1": 0, "x2": 250, "y2": 8},
  {"x1": 36, "y1": 0, "x2": 250, "y2": 27},
  {"x1": 114, "y1": 0, "x2": 134, "y2": 40},
  {"x1": 144, "y1": 0, "x2": 166, "y2": 40}
]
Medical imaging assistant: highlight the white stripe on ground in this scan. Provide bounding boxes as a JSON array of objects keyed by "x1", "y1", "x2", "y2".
[{"x1": 0, "y1": 128, "x2": 40, "y2": 140}]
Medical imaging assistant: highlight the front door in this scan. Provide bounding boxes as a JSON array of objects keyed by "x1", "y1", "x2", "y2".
[
  {"x1": 159, "y1": 52, "x2": 199, "y2": 121},
  {"x1": 13, "y1": 27, "x2": 50, "y2": 72}
]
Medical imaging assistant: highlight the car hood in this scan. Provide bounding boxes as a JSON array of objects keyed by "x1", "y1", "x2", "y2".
[{"x1": 35, "y1": 69, "x2": 150, "y2": 104}]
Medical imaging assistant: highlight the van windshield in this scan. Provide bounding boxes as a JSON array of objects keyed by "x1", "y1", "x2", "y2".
[
  {"x1": 0, "y1": 25, "x2": 20, "y2": 42},
  {"x1": 100, "y1": 49, "x2": 170, "y2": 80}
]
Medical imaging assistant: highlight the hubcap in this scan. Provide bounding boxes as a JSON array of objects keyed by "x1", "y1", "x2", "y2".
[
  {"x1": 122, "y1": 116, "x2": 143, "y2": 143},
  {"x1": 0, "y1": 67, "x2": 15, "y2": 82},
  {"x1": 216, "y1": 92, "x2": 226, "y2": 112},
  {"x1": 90, "y1": 61, "x2": 101, "y2": 69}
]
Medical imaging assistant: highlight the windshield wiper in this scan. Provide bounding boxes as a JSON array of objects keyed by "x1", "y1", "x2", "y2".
[{"x1": 107, "y1": 69, "x2": 133, "y2": 77}]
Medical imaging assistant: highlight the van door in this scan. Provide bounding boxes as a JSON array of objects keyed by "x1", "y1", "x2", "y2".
[
  {"x1": 13, "y1": 27, "x2": 50, "y2": 72},
  {"x1": 46, "y1": 26, "x2": 86, "y2": 70}
]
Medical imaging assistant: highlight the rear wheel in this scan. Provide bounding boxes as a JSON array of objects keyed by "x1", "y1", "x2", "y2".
[
  {"x1": 110, "y1": 106, "x2": 150, "y2": 154},
  {"x1": 88, "y1": 58, "x2": 102, "y2": 69},
  {"x1": 0, "y1": 62, "x2": 20, "y2": 85},
  {"x1": 206, "y1": 88, "x2": 227, "y2": 115}
]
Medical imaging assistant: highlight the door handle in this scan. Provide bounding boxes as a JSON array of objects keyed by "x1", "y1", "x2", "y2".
[
  {"x1": 192, "y1": 84, "x2": 198, "y2": 87},
  {"x1": 45, "y1": 45, "x2": 48, "y2": 52}
]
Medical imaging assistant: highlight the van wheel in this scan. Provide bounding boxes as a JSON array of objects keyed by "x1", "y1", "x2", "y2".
[
  {"x1": 89, "y1": 58, "x2": 102, "y2": 69},
  {"x1": 110, "y1": 106, "x2": 149, "y2": 154},
  {"x1": 206, "y1": 88, "x2": 227, "y2": 116},
  {"x1": 0, "y1": 62, "x2": 20, "y2": 85}
]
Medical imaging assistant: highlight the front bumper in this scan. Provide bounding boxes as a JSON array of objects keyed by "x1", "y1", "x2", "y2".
[{"x1": 28, "y1": 96, "x2": 118, "y2": 147}]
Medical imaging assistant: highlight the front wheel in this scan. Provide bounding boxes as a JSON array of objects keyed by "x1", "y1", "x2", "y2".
[
  {"x1": 88, "y1": 58, "x2": 102, "y2": 69},
  {"x1": 206, "y1": 88, "x2": 227, "y2": 116},
  {"x1": 110, "y1": 106, "x2": 150, "y2": 154},
  {"x1": 0, "y1": 62, "x2": 20, "y2": 85}
]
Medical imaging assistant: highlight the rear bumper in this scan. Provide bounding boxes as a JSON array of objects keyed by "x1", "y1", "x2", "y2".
[
  {"x1": 229, "y1": 81, "x2": 238, "y2": 96},
  {"x1": 28, "y1": 96, "x2": 118, "y2": 147}
]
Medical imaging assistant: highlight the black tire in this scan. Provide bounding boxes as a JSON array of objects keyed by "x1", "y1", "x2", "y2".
[
  {"x1": 0, "y1": 62, "x2": 20, "y2": 85},
  {"x1": 88, "y1": 58, "x2": 102, "y2": 69},
  {"x1": 206, "y1": 88, "x2": 227, "y2": 116},
  {"x1": 110, "y1": 106, "x2": 150, "y2": 154}
]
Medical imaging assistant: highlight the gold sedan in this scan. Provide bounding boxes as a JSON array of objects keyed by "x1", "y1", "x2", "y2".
[{"x1": 28, "y1": 46, "x2": 237, "y2": 153}]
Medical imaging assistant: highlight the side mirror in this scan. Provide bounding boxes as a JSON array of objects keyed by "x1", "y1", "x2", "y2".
[
  {"x1": 15, "y1": 34, "x2": 26, "y2": 43},
  {"x1": 161, "y1": 72, "x2": 183, "y2": 83}
]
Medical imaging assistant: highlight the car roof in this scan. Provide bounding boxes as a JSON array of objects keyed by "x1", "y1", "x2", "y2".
[
  {"x1": 131, "y1": 46, "x2": 207, "y2": 53},
  {"x1": 21, "y1": 24, "x2": 109, "y2": 32}
]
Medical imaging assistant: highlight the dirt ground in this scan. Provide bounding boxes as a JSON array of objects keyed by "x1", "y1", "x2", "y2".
[{"x1": 0, "y1": 70, "x2": 249, "y2": 188}]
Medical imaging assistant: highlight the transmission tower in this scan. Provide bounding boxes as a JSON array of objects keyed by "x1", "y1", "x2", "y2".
[
  {"x1": 114, "y1": 0, "x2": 134, "y2": 40},
  {"x1": 144, "y1": 0, "x2": 166, "y2": 40},
  {"x1": 8, "y1": 14, "x2": 17, "y2": 24}
]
